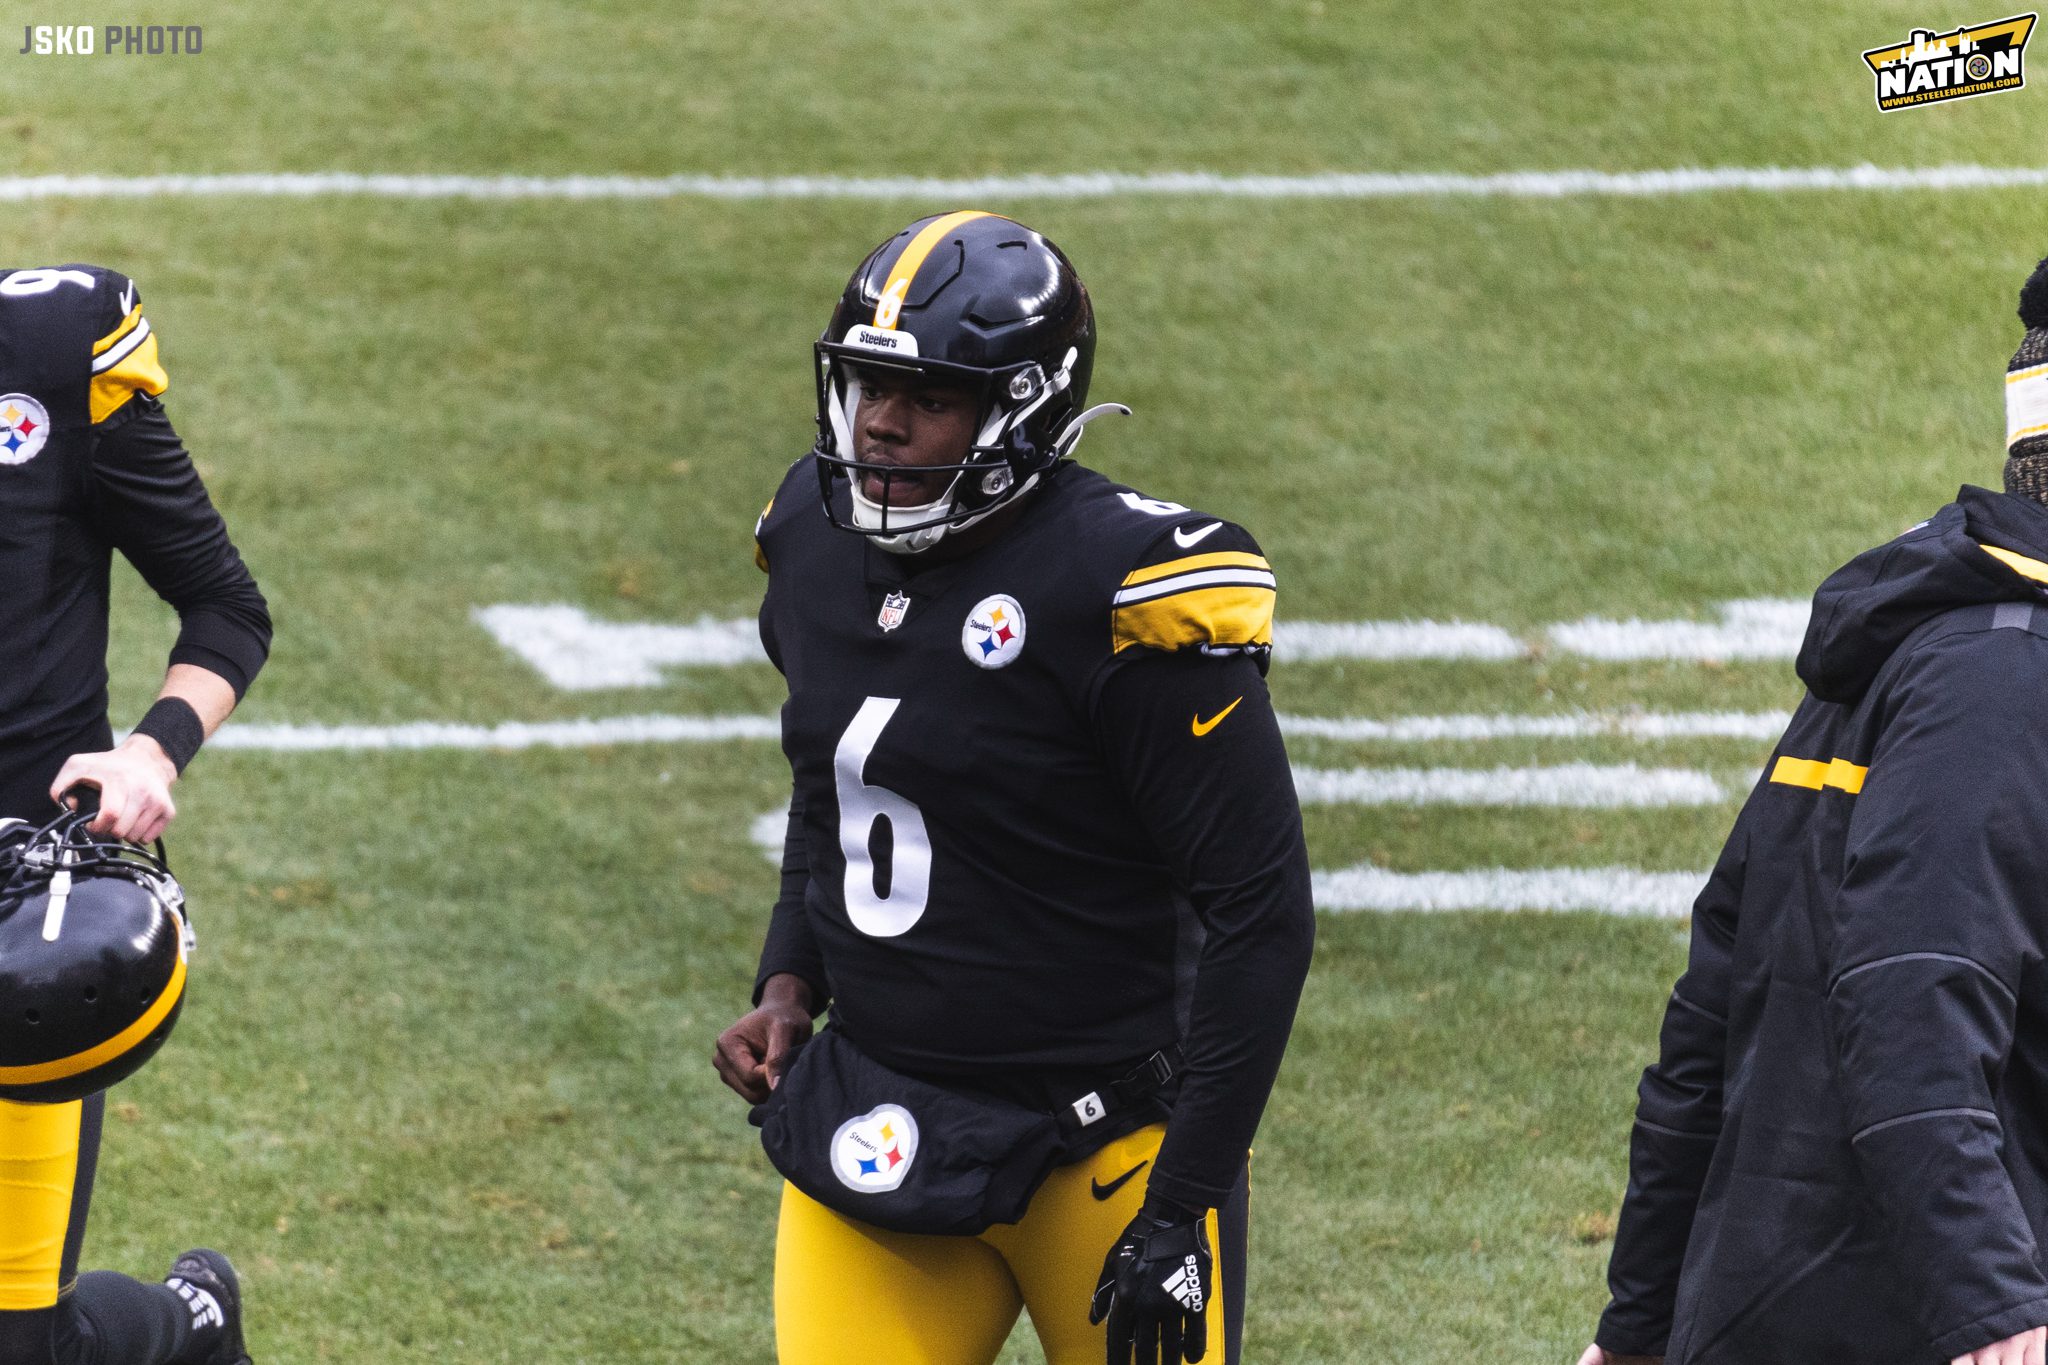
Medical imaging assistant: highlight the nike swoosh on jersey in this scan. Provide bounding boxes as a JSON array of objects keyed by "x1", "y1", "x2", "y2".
[
  {"x1": 1192, "y1": 697, "x2": 1243, "y2": 737},
  {"x1": 1091, "y1": 1160, "x2": 1149, "y2": 1200},
  {"x1": 1173, "y1": 521, "x2": 1224, "y2": 549}
]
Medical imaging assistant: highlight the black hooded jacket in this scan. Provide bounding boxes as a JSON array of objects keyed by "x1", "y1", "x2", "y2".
[{"x1": 1597, "y1": 486, "x2": 2048, "y2": 1363}]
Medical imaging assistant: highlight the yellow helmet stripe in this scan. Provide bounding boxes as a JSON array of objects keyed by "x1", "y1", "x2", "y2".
[
  {"x1": 0, "y1": 948, "x2": 186, "y2": 1086},
  {"x1": 873, "y1": 210, "x2": 997, "y2": 330}
]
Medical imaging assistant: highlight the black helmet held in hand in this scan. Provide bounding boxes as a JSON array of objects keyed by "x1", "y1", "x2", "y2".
[
  {"x1": 812, "y1": 210, "x2": 1127, "y2": 553},
  {"x1": 0, "y1": 808, "x2": 192, "y2": 1104}
]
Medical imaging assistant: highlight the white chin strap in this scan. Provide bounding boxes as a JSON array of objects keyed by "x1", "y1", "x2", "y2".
[{"x1": 851, "y1": 482, "x2": 959, "y2": 554}]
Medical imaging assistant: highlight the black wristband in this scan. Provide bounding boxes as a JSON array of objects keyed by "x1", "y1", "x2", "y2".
[
  {"x1": 1139, "y1": 1191, "x2": 1203, "y2": 1224},
  {"x1": 132, "y1": 697, "x2": 205, "y2": 774}
]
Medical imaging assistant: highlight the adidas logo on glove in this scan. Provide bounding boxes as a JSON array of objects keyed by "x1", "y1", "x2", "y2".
[{"x1": 1160, "y1": 1255, "x2": 1205, "y2": 1313}]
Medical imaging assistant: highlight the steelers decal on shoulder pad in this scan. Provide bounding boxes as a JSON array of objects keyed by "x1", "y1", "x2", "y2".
[
  {"x1": 0, "y1": 394, "x2": 50, "y2": 466},
  {"x1": 963, "y1": 594, "x2": 1027, "y2": 669},
  {"x1": 830, "y1": 1103, "x2": 920, "y2": 1194}
]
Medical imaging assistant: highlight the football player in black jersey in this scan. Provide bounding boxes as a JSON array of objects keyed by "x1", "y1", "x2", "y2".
[
  {"x1": 0, "y1": 266, "x2": 268, "y2": 1365},
  {"x1": 713, "y1": 213, "x2": 1315, "y2": 1364}
]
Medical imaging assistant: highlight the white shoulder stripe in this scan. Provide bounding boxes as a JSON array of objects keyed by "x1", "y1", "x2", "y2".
[
  {"x1": 90, "y1": 316, "x2": 150, "y2": 373},
  {"x1": 1113, "y1": 566, "x2": 1277, "y2": 607}
]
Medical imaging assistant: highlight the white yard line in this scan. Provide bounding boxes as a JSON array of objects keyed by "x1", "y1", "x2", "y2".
[
  {"x1": 1292, "y1": 762, "x2": 1726, "y2": 807},
  {"x1": 1312, "y1": 863, "x2": 1707, "y2": 917},
  {"x1": 473, "y1": 601, "x2": 1811, "y2": 686},
  {"x1": 748, "y1": 811, "x2": 1707, "y2": 916},
  {"x1": 206, "y1": 715, "x2": 779, "y2": 751},
  {"x1": 1546, "y1": 598, "x2": 1813, "y2": 661},
  {"x1": 471, "y1": 605, "x2": 764, "y2": 689},
  {"x1": 1278, "y1": 710, "x2": 1789, "y2": 741},
  {"x1": 1276, "y1": 620, "x2": 1523, "y2": 661},
  {"x1": 201, "y1": 711, "x2": 1784, "y2": 752},
  {"x1": 5, "y1": 167, "x2": 2048, "y2": 202}
]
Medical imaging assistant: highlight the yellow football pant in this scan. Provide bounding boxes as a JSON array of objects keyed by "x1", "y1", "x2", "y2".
[
  {"x1": 775, "y1": 1123, "x2": 1243, "y2": 1365},
  {"x1": 0, "y1": 1097, "x2": 91, "y2": 1312}
]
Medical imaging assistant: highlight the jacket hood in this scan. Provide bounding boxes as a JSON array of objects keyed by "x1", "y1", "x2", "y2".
[{"x1": 1797, "y1": 485, "x2": 2048, "y2": 703}]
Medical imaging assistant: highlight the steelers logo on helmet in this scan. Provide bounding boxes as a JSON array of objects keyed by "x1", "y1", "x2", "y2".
[
  {"x1": 830, "y1": 1103, "x2": 920, "y2": 1194},
  {"x1": 0, "y1": 393, "x2": 51, "y2": 466},
  {"x1": 962, "y1": 594, "x2": 1027, "y2": 669}
]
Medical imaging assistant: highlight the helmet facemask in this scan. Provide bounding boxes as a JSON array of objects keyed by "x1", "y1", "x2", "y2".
[
  {"x1": 814, "y1": 338, "x2": 1127, "y2": 554},
  {"x1": 807, "y1": 212, "x2": 1123, "y2": 552}
]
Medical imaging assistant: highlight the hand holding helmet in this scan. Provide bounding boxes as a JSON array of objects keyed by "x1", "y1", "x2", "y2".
[{"x1": 0, "y1": 803, "x2": 192, "y2": 1103}]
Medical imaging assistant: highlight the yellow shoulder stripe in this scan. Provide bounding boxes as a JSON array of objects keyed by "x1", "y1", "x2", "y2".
[
  {"x1": 1122, "y1": 551, "x2": 1270, "y2": 588},
  {"x1": 92, "y1": 304, "x2": 143, "y2": 356},
  {"x1": 89, "y1": 330, "x2": 168, "y2": 424},
  {"x1": 1769, "y1": 754, "x2": 1867, "y2": 794},
  {"x1": 1979, "y1": 542, "x2": 2048, "y2": 585},
  {"x1": 874, "y1": 211, "x2": 995, "y2": 329},
  {"x1": 1113, "y1": 584, "x2": 1276, "y2": 655}
]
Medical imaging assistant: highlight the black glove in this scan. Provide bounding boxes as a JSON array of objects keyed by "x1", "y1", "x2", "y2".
[{"x1": 1089, "y1": 1198, "x2": 1212, "y2": 1364}]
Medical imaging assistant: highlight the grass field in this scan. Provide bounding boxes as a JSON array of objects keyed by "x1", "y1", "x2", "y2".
[{"x1": 2, "y1": 2, "x2": 2043, "y2": 1359}]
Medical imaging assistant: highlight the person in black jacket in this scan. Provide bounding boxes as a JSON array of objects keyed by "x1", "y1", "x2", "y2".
[
  {"x1": 0, "y1": 265, "x2": 268, "y2": 1365},
  {"x1": 1580, "y1": 259, "x2": 2048, "y2": 1365}
]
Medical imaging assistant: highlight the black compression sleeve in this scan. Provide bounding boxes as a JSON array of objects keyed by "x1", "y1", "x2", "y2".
[
  {"x1": 753, "y1": 788, "x2": 830, "y2": 1011},
  {"x1": 89, "y1": 398, "x2": 271, "y2": 697},
  {"x1": 1094, "y1": 649, "x2": 1316, "y2": 1208}
]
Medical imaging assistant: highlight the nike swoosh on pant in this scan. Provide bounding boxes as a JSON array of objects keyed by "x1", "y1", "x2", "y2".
[
  {"x1": 1192, "y1": 696, "x2": 1243, "y2": 737},
  {"x1": 1091, "y1": 1160, "x2": 1149, "y2": 1200}
]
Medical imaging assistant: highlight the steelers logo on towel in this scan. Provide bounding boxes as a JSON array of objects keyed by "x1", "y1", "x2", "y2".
[
  {"x1": 0, "y1": 394, "x2": 50, "y2": 466},
  {"x1": 830, "y1": 1103, "x2": 920, "y2": 1194},
  {"x1": 962, "y1": 594, "x2": 1027, "y2": 670}
]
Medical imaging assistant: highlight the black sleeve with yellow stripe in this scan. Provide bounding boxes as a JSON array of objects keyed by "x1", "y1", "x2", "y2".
[
  {"x1": 81, "y1": 272, "x2": 271, "y2": 696},
  {"x1": 1093, "y1": 519, "x2": 1313, "y2": 1211},
  {"x1": 1107, "y1": 521, "x2": 1276, "y2": 674}
]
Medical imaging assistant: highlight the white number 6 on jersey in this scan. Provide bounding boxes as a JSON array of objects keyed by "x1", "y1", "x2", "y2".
[
  {"x1": 0, "y1": 269, "x2": 96, "y2": 296},
  {"x1": 835, "y1": 697, "x2": 932, "y2": 937}
]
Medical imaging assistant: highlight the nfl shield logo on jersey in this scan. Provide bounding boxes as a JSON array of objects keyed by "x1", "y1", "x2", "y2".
[
  {"x1": 877, "y1": 591, "x2": 910, "y2": 632},
  {"x1": 0, "y1": 394, "x2": 50, "y2": 466},
  {"x1": 962, "y1": 594, "x2": 1027, "y2": 669}
]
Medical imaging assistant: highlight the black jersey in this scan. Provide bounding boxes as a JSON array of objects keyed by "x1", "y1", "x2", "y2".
[
  {"x1": 752, "y1": 457, "x2": 1314, "y2": 1207},
  {"x1": 0, "y1": 265, "x2": 269, "y2": 804}
]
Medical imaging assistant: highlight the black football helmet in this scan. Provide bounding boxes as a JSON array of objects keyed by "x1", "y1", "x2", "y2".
[
  {"x1": 813, "y1": 210, "x2": 1128, "y2": 553},
  {"x1": 0, "y1": 809, "x2": 192, "y2": 1103}
]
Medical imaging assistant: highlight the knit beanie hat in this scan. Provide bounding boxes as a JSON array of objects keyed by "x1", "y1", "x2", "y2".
[{"x1": 2003, "y1": 256, "x2": 2048, "y2": 501}]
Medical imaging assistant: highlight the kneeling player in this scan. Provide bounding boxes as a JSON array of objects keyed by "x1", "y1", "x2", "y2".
[
  {"x1": 0, "y1": 264, "x2": 267, "y2": 1365},
  {"x1": 714, "y1": 213, "x2": 1315, "y2": 1364}
]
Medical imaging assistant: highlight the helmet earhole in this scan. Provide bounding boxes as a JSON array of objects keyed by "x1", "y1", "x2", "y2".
[
  {"x1": 82, "y1": 987, "x2": 96, "y2": 1003},
  {"x1": 23, "y1": 1009, "x2": 37, "y2": 1025}
]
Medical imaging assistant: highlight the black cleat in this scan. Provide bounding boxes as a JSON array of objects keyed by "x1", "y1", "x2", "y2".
[{"x1": 165, "y1": 1248, "x2": 251, "y2": 1365}]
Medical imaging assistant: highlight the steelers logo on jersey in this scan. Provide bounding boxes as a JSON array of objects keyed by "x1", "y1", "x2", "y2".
[
  {"x1": 830, "y1": 1103, "x2": 920, "y2": 1194},
  {"x1": 0, "y1": 394, "x2": 50, "y2": 466},
  {"x1": 962, "y1": 594, "x2": 1027, "y2": 669}
]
